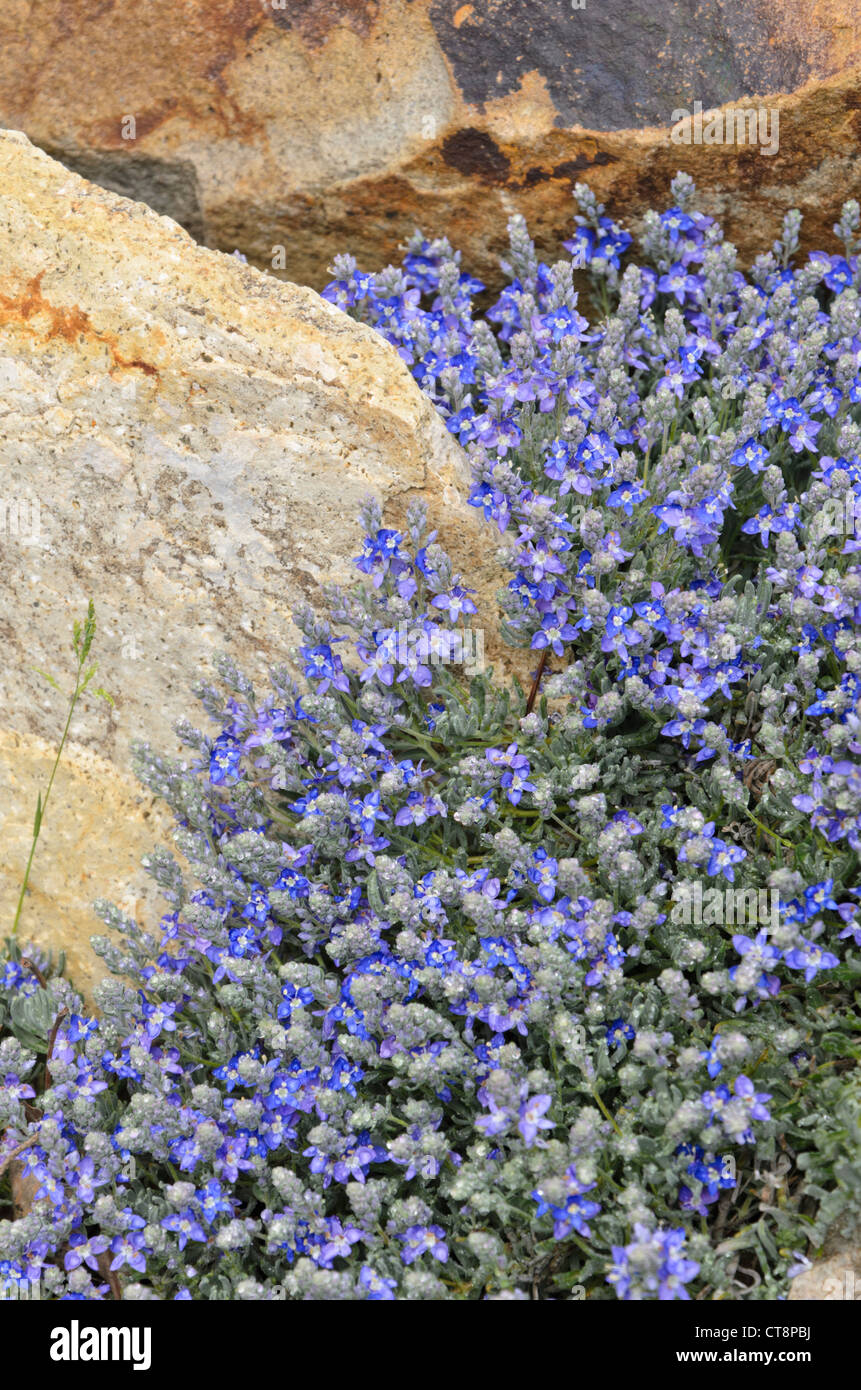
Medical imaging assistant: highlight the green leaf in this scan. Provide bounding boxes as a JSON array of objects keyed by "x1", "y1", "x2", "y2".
[
  {"x1": 366, "y1": 870, "x2": 385, "y2": 915},
  {"x1": 10, "y1": 986, "x2": 56, "y2": 1049},
  {"x1": 32, "y1": 791, "x2": 42, "y2": 838},
  {"x1": 30, "y1": 667, "x2": 61, "y2": 692},
  {"x1": 756, "y1": 1219, "x2": 779, "y2": 1262}
]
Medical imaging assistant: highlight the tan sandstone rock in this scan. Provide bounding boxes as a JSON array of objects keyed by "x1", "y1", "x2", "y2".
[
  {"x1": 0, "y1": 729, "x2": 175, "y2": 1006},
  {"x1": 0, "y1": 129, "x2": 503, "y2": 988},
  {"x1": 0, "y1": 1, "x2": 860, "y2": 288},
  {"x1": 789, "y1": 1228, "x2": 861, "y2": 1300}
]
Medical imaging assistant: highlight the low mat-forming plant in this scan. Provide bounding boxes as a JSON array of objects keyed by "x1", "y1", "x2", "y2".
[{"x1": 2, "y1": 178, "x2": 861, "y2": 1300}]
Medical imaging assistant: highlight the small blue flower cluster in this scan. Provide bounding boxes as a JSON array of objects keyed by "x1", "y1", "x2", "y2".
[{"x1": 2, "y1": 179, "x2": 861, "y2": 1300}]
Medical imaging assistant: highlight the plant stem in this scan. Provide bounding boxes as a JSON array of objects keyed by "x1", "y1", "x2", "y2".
[
  {"x1": 591, "y1": 1087, "x2": 622, "y2": 1135},
  {"x1": 44, "y1": 1008, "x2": 69, "y2": 1091},
  {"x1": 12, "y1": 602, "x2": 111, "y2": 937},
  {"x1": 525, "y1": 650, "x2": 549, "y2": 716},
  {"x1": 0, "y1": 1133, "x2": 40, "y2": 1179},
  {"x1": 12, "y1": 673, "x2": 83, "y2": 936},
  {"x1": 20, "y1": 956, "x2": 48, "y2": 988},
  {"x1": 743, "y1": 810, "x2": 794, "y2": 849}
]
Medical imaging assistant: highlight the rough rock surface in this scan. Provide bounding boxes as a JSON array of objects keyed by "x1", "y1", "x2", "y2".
[
  {"x1": 0, "y1": 130, "x2": 501, "y2": 986},
  {"x1": 789, "y1": 1226, "x2": 861, "y2": 1299},
  {"x1": 0, "y1": 1, "x2": 859, "y2": 286},
  {"x1": 0, "y1": 729, "x2": 175, "y2": 1006}
]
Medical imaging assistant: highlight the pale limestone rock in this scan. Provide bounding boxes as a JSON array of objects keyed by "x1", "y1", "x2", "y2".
[
  {"x1": 789, "y1": 1229, "x2": 861, "y2": 1300},
  {"x1": 0, "y1": 128, "x2": 499, "y2": 759},
  {"x1": 0, "y1": 130, "x2": 500, "y2": 988},
  {"x1": 0, "y1": 728, "x2": 175, "y2": 1005}
]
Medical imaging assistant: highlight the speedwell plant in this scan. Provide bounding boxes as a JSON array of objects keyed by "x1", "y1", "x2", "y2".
[{"x1": 2, "y1": 174, "x2": 861, "y2": 1300}]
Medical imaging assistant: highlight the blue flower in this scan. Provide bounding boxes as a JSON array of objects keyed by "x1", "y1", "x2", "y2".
[
  {"x1": 528, "y1": 848, "x2": 558, "y2": 903},
  {"x1": 784, "y1": 938, "x2": 840, "y2": 981},
  {"x1": 607, "y1": 1224, "x2": 699, "y2": 1301},
  {"x1": 431, "y1": 586, "x2": 478, "y2": 620},
  {"x1": 686, "y1": 1153, "x2": 736, "y2": 1196},
  {"x1": 518, "y1": 1093, "x2": 554, "y2": 1146},
  {"x1": 705, "y1": 839, "x2": 747, "y2": 882},
  {"x1": 607, "y1": 480, "x2": 650, "y2": 516},
  {"x1": 109, "y1": 1232, "x2": 148, "y2": 1275},
  {"x1": 730, "y1": 439, "x2": 768, "y2": 474},
  {"x1": 357, "y1": 1265, "x2": 397, "y2": 1299},
  {"x1": 606, "y1": 1018, "x2": 635, "y2": 1049},
  {"x1": 531, "y1": 608, "x2": 578, "y2": 657},
  {"x1": 209, "y1": 734, "x2": 242, "y2": 786},
  {"x1": 300, "y1": 643, "x2": 351, "y2": 695},
  {"x1": 162, "y1": 1210, "x2": 207, "y2": 1251},
  {"x1": 397, "y1": 1225, "x2": 449, "y2": 1265}
]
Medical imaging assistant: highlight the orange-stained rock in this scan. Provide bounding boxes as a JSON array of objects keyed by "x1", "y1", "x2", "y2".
[{"x1": 0, "y1": 1, "x2": 860, "y2": 288}]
